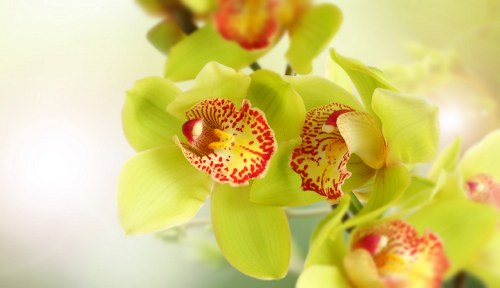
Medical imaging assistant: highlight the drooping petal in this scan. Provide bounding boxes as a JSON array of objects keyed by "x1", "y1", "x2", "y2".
[
  {"x1": 177, "y1": 98, "x2": 276, "y2": 186},
  {"x1": 286, "y1": 3, "x2": 342, "y2": 74},
  {"x1": 122, "y1": 77, "x2": 182, "y2": 152},
  {"x1": 428, "y1": 137, "x2": 462, "y2": 181},
  {"x1": 297, "y1": 266, "x2": 350, "y2": 288},
  {"x1": 250, "y1": 138, "x2": 324, "y2": 206},
  {"x1": 351, "y1": 220, "x2": 449, "y2": 288},
  {"x1": 214, "y1": 0, "x2": 279, "y2": 50},
  {"x1": 167, "y1": 62, "x2": 251, "y2": 120},
  {"x1": 459, "y1": 129, "x2": 500, "y2": 180},
  {"x1": 290, "y1": 103, "x2": 354, "y2": 200},
  {"x1": 211, "y1": 184, "x2": 291, "y2": 279},
  {"x1": 408, "y1": 199, "x2": 498, "y2": 276},
  {"x1": 164, "y1": 24, "x2": 265, "y2": 81},
  {"x1": 246, "y1": 69, "x2": 306, "y2": 143},
  {"x1": 118, "y1": 145, "x2": 211, "y2": 234}
]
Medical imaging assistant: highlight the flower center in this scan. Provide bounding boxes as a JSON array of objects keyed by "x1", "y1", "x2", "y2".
[{"x1": 182, "y1": 118, "x2": 234, "y2": 155}]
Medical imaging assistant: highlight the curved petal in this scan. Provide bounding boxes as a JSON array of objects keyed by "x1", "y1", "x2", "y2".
[
  {"x1": 147, "y1": 19, "x2": 185, "y2": 55},
  {"x1": 177, "y1": 99, "x2": 276, "y2": 186},
  {"x1": 337, "y1": 111, "x2": 386, "y2": 169},
  {"x1": 341, "y1": 154, "x2": 376, "y2": 193},
  {"x1": 329, "y1": 49, "x2": 397, "y2": 112},
  {"x1": 408, "y1": 199, "x2": 498, "y2": 277},
  {"x1": 246, "y1": 69, "x2": 306, "y2": 143},
  {"x1": 466, "y1": 229, "x2": 500, "y2": 288},
  {"x1": 297, "y1": 266, "x2": 350, "y2": 288},
  {"x1": 181, "y1": 0, "x2": 216, "y2": 14},
  {"x1": 250, "y1": 138, "x2": 324, "y2": 206},
  {"x1": 122, "y1": 77, "x2": 182, "y2": 151},
  {"x1": 286, "y1": 3, "x2": 342, "y2": 74},
  {"x1": 211, "y1": 184, "x2": 291, "y2": 279},
  {"x1": 459, "y1": 129, "x2": 500, "y2": 180},
  {"x1": 286, "y1": 75, "x2": 363, "y2": 111},
  {"x1": 372, "y1": 89, "x2": 439, "y2": 165},
  {"x1": 164, "y1": 24, "x2": 265, "y2": 81},
  {"x1": 343, "y1": 249, "x2": 384, "y2": 288},
  {"x1": 214, "y1": 0, "x2": 279, "y2": 50},
  {"x1": 118, "y1": 145, "x2": 211, "y2": 234},
  {"x1": 428, "y1": 137, "x2": 462, "y2": 181},
  {"x1": 167, "y1": 62, "x2": 251, "y2": 120},
  {"x1": 290, "y1": 103, "x2": 353, "y2": 200}
]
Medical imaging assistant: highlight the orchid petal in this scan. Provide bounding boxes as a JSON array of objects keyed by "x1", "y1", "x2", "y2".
[
  {"x1": 326, "y1": 55, "x2": 353, "y2": 94},
  {"x1": 305, "y1": 195, "x2": 350, "y2": 267},
  {"x1": 250, "y1": 138, "x2": 324, "y2": 206},
  {"x1": 147, "y1": 19, "x2": 184, "y2": 55},
  {"x1": 164, "y1": 24, "x2": 265, "y2": 81},
  {"x1": 286, "y1": 4, "x2": 342, "y2": 74},
  {"x1": 396, "y1": 176, "x2": 435, "y2": 211},
  {"x1": 341, "y1": 154, "x2": 376, "y2": 193},
  {"x1": 459, "y1": 129, "x2": 500, "y2": 180},
  {"x1": 297, "y1": 266, "x2": 350, "y2": 288},
  {"x1": 122, "y1": 77, "x2": 182, "y2": 151},
  {"x1": 211, "y1": 184, "x2": 290, "y2": 279},
  {"x1": 287, "y1": 75, "x2": 363, "y2": 111},
  {"x1": 176, "y1": 99, "x2": 276, "y2": 186},
  {"x1": 372, "y1": 89, "x2": 439, "y2": 165},
  {"x1": 466, "y1": 230, "x2": 500, "y2": 288},
  {"x1": 290, "y1": 103, "x2": 354, "y2": 200},
  {"x1": 408, "y1": 199, "x2": 498, "y2": 277},
  {"x1": 428, "y1": 137, "x2": 462, "y2": 181},
  {"x1": 329, "y1": 49, "x2": 396, "y2": 112},
  {"x1": 343, "y1": 249, "x2": 384, "y2": 288},
  {"x1": 246, "y1": 69, "x2": 306, "y2": 143},
  {"x1": 118, "y1": 145, "x2": 211, "y2": 234},
  {"x1": 181, "y1": 0, "x2": 216, "y2": 14},
  {"x1": 432, "y1": 171, "x2": 467, "y2": 201},
  {"x1": 337, "y1": 111, "x2": 386, "y2": 169},
  {"x1": 167, "y1": 62, "x2": 250, "y2": 120}
]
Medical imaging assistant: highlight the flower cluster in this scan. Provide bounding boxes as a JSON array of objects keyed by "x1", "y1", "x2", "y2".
[{"x1": 119, "y1": 1, "x2": 500, "y2": 286}]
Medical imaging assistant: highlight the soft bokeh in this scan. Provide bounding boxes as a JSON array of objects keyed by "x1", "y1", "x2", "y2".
[{"x1": 1, "y1": 0, "x2": 498, "y2": 287}]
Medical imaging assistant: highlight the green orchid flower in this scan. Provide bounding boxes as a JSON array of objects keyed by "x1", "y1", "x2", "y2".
[
  {"x1": 118, "y1": 62, "x2": 311, "y2": 279},
  {"x1": 297, "y1": 201, "x2": 450, "y2": 288},
  {"x1": 280, "y1": 49, "x2": 439, "y2": 217}
]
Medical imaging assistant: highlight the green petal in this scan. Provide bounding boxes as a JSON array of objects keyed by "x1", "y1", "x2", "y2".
[
  {"x1": 166, "y1": 62, "x2": 251, "y2": 120},
  {"x1": 180, "y1": 0, "x2": 216, "y2": 14},
  {"x1": 147, "y1": 20, "x2": 184, "y2": 55},
  {"x1": 395, "y1": 176, "x2": 435, "y2": 211},
  {"x1": 118, "y1": 145, "x2": 211, "y2": 234},
  {"x1": 326, "y1": 54, "x2": 353, "y2": 94},
  {"x1": 337, "y1": 111, "x2": 386, "y2": 169},
  {"x1": 466, "y1": 230, "x2": 500, "y2": 288},
  {"x1": 286, "y1": 4, "x2": 342, "y2": 74},
  {"x1": 343, "y1": 165, "x2": 410, "y2": 229},
  {"x1": 329, "y1": 49, "x2": 396, "y2": 112},
  {"x1": 408, "y1": 199, "x2": 499, "y2": 277},
  {"x1": 286, "y1": 75, "x2": 363, "y2": 111},
  {"x1": 122, "y1": 77, "x2": 183, "y2": 151},
  {"x1": 246, "y1": 70, "x2": 306, "y2": 143},
  {"x1": 459, "y1": 130, "x2": 500, "y2": 180},
  {"x1": 432, "y1": 171, "x2": 467, "y2": 201},
  {"x1": 211, "y1": 185, "x2": 291, "y2": 280},
  {"x1": 164, "y1": 24, "x2": 265, "y2": 82},
  {"x1": 341, "y1": 154, "x2": 376, "y2": 193},
  {"x1": 297, "y1": 266, "x2": 350, "y2": 288},
  {"x1": 372, "y1": 89, "x2": 439, "y2": 165},
  {"x1": 343, "y1": 249, "x2": 384, "y2": 288},
  {"x1": 305, "y1": 195, "x2": 350, "y2": 267},
  {"x1": 428, "y1": 137, "x2": 462, "y2": 181},
  {"x1": 250, "y1": 138, "x2": 324, "y2": 207}
]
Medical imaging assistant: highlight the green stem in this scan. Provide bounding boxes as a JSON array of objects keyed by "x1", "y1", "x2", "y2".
[
  {"x1": 250, "y1": 62, "x2": 262, "y2": 71},
  {"x1": 172, "y1": 6, "x2": 198, "y2": 35},
  {"x1": 285, "y1": 64, "x2": 295, "y2": 76},
  {"x1": 348, "y1": 191, "x2": 363, "y2": 215},
  {"x1": 453, "y1": 271, "x2": 467, "y2": 288}
]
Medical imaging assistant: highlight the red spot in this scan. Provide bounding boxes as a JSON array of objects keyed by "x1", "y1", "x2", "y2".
[
  {"x1": 325, "y1": 109, "x2": 353, "y2": 128},
  {"x1": 182, "y1": 118, "x2": 202, "y2": 144}
]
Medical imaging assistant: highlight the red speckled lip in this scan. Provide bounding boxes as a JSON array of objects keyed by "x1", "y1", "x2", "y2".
[
  {"x1": 214, "y1": 0, "x2": 279, "y2": 50},
  {"x1": 176, "y1": 98, "x2": 276, "y2": 186},
  {"x1": 466, "y1": 173, "x2": 500, "y2": 209},
  {"x1": 351, "y1": 220, "x2": 449, "y2": 288},
  {"x1": 290, "y1": 103, "x2": 353, "y2": 200}
]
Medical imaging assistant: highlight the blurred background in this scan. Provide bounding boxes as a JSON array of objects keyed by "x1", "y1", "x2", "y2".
[{"x1": 0, "y1": 0, "x2": 498, "y2": 287}]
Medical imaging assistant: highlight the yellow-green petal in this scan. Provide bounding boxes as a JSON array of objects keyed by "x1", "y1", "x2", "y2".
[
  {"x1": 246, "y1": 70, "x2": 306, "y2": 143},
  {"x1": 337, "y1": 111, "x2": 386, "y2": 169},
  {"x1": 166, "y1": 62, "x2": 250, "y2": 120},
  {"x1": 343, "y1": 249, "x2": 384, "y2": 288},
  {"x1": 147, "y1": 19, "x2": 184, "y2": 55},
  {"x1": 326, "y1": 54, "x2": 353, "y2": 94},
  {"x1": 341, "y1": 154, "x2": 376, "y2": 193},
  {"x1": 118, "y1": 145, "x2": 211, "y2": 234},
  {"x1": 211, "y1": 185, "x2": 290, "y2": 280},
  {"x1": 329, "y1": 49, "x2": 396, "y2": 112},
  {"x1": 466, "y1": 229, "x2": 500, "y2": 288},
  {"x1": 459, "y1": 130, "x2": 500, "y2": 180},
  {"x1": 122, "y1": 76, "x2": 183, "y2": 151},
  {"x1": 287, "y1": 75, "x2": 363, "y2": 111},
  {"x1": 297, "y1": 266, "x2": 350, "y2": 288},
  {"x1": 286, "y1": 4, "x2": 342, "y2": 74},
  {"x1": 428, "y1": 137, "x2": 462, "y2": 181},
  {"x1": 305, "y1": 195, "x2": 350, "y2": 267},
  {"x1": 164, "y1": 24, "x2": 265, "y2": 82},
  {"x1": 372, "y1": 89, "x2": 439, "y2": 165},
  {"x1": 180, "y1": 0, "x2": 216, "y2": 14},
  {"x1": 395, "y1": 176, "x2": 435, "y2": 211},
  {"x1": 408, "y1": 199, "x2": 498, "y2": 277},
  {"x1": 250, "y1": 138, "x2": 324, "y2": 207}
]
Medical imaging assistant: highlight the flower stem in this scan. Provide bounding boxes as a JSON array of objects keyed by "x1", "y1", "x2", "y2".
[
  {"x1": 250, "y1": 62, "x2": 262, "y2": 71},
  {"x1": 348, "y1": 191, "x2": 363, "y2": 215},
  {"x1": 285, "y1": 64, "x2": 295, "y2": 76},
  {"x1": 453, "y1": 271, "x2": 467, "y2": 288},
  {"x1": 172, "y1": 6, "x2": 198, "y2": 35}
]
